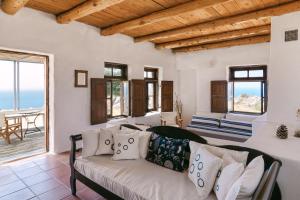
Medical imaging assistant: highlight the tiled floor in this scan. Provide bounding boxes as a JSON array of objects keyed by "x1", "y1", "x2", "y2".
[{"x1": 0, "y1": 153, "x2": 106, "y2": 200}]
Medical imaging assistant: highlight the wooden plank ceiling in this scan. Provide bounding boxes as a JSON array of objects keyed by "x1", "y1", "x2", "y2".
[{"x1": 1, "y1": 0, "x2": 300, "y2": 53}]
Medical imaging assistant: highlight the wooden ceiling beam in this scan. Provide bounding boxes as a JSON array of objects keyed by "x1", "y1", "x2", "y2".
[
  {"x1": 135, "y1": 0, "x2": 300, "y2": 43},
  {"x1": 1, "y1": 0, "x2": 30, "y2": 15},
  {"x1": 156, "y1": 24, "x2": 271, "y2": 49},
  {"x1": 173, "y1": 35, "x2": 270, "y2": 53},
  {"x1": 57, "y1": 0, "x2": 126, "y2": 24},
  {"x1": 100, "y1": 0, "x2": 231, "y2": 36}
]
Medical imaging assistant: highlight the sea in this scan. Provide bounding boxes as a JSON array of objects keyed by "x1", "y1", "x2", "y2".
[
  {"x1": 234, "y1": 88, "x2": 261, "y2": 97},
  {"x1": 0, "y1": 90, "x2": 44, "y2": 110}
]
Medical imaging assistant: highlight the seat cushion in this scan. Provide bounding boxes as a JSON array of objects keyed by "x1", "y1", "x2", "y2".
[
  {"x1": 190, "y1": 115, "x2": 221, "y2": 128},
  {"x1": 220, "y1": 119, "x2": 252, "y2": 135},
  {"x1": 75, "y1": 155, "x2": 217, "y2": 200},
  {"x1": 225, "y1": 113, "x2": 257, "y2": 122}
]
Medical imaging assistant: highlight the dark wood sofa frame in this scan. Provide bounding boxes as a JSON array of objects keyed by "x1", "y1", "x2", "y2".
[{"x1": 69, "y1": 125, "x2": 282, "y2": 200}]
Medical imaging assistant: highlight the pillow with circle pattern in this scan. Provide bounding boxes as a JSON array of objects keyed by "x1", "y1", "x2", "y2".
[
  {"x1": 188, "y1": 146, "x2": 222, "y2": 199},
  {"x1": 145, "y1": 133, "x2": 190, "y2": 172},
  {"x1": 112, "y1": 132, "x2": 140, "y2": 160},
  {"x1": 95, "y1": 126, "x2": 119, "y2": 155}
]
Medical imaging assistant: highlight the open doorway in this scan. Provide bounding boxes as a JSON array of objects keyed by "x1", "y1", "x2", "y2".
[{"x1": 0, "y1": 50, "x2": 49, "y2": 163}]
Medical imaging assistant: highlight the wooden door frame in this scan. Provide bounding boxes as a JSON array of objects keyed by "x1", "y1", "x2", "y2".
[{"x1": 0, "y1": 49, "x2": 50, "y2": 152}]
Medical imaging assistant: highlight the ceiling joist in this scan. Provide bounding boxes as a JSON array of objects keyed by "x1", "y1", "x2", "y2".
[
  {"x1": 156, "y1": 25, "x2": 271, "y2": 49},
  {"x1": 173, "y1": 35, "x2": 271, "y2": 53},
  {"x1": 56, "y1": 0, "x2": 126, "y2": 24},
  {"x1": 100, "y1": 0, "x2": 231, "y2": 36},
  {"x1": 135, "y1": 0, "x2": 300, "y2": 43},
  {"x1": 1, "y1": 0, "x2": 30, "y2": 15}
]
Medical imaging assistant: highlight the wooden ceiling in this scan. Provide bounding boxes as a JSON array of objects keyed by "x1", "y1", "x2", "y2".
[{"x1": 1, "y1": 0, "x2": 300, "y2": 53}]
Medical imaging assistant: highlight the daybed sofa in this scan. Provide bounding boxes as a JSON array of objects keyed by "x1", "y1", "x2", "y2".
[
  {"x1": 69, "y1": 125, "x2": 281, "y2": 200},
  {"x1": 187, "y1": 113, "x2": 258, "y2": 142}
]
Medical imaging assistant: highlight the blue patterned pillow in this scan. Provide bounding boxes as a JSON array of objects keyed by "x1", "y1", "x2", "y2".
[{"x1": 146, "y1": 133, "x2": 190, "y2": 172}]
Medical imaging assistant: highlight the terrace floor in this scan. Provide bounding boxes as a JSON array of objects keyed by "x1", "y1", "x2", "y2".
[
  {"x1": 0, "y1": 131, "x2": 46, "y2": 164},
  {"x1": 0, "y1": 152, "x2": 106, "y2": 200}
]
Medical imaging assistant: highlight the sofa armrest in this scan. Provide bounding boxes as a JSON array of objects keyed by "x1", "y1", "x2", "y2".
[
  {"x1": 69, "y1": 134, "x2": 82, "y2": 170},
  {"x1": 252, "y1": 161, "x2": 281, "y2": 200}
]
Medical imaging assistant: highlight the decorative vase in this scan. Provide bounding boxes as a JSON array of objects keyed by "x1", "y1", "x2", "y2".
[{"x1": 276, "y1": 124, "x2": 288, "y2": 139}]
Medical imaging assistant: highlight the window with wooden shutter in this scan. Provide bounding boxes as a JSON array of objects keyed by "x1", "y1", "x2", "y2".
[
  {"x1": 229, "y1": 65, "x2": 267, "y2": 114},
  {"x1": 161, "y1": 81, "x2": 173, "y2": 112},
  {"x1": 130, "y1": 79, "x2": 145, "y2": 117},
  {"x1": 144, "y1": 68, "x2": 158, "y2": 112},
  {"x1": 211, "y1": 81, "x2": 228, "y2": 113},
  {"x1": 91, "y1": 78, "x2": 107, "y2": 125}
]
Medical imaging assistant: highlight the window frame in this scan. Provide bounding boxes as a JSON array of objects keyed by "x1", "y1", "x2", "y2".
[
  {"x1": 229, "y1": 65, "x2": 267, "y2": 115},
  {"x1": 229, "y1": 65, "x2": 267, "y2": 81},
  {"x1": 0, "y1": 59, "x2": 45, "y2": 111},
  {"x1": 144, "y1": 68, "x2": 158, "y2": 112},
  {"x1": 104, "y1": 62, "x2": 128, "y2": 81},
  {"x1": 104, "y1": 62, "x2": 128, "y2": 119}
]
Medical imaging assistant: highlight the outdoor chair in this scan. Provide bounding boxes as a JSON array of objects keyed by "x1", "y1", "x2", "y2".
[{"x1": 0, "y1": 111, "x2": 23, "y2": 144}]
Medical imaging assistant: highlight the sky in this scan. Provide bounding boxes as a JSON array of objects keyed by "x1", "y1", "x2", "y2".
[{"x1": 0, "y1": 60, "x2": 44, "y2": 91}]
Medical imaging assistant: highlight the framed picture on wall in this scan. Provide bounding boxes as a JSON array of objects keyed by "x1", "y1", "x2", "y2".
[{"x1": 75, "y1": 70, "x2": 88, "y2": 87}]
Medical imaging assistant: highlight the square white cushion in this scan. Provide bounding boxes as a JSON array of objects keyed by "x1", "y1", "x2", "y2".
[
  {"x1": 226, "y1": 156, "x2": 265, "y2": 199},
  {"x1": 138, "y1": 131, "x2": 151, "y2": 159},
  {"x1": 117, "y1": 128, "x2": 151, "y2": 158},
  {"x1": 96, "y1": 126, "x2": 120, "y2": 155},
  {"x1": 120, "y1": 126, "x2": 138, "y2": 134},
  {"x1": 189, "y1": 141, "x2": 249, "y2": 168},
  {"x1": 188, "y1": 146, "x2": 222, "y2": 199},
  {"x1": 81, "y1": 129, "x2": 100, "y2": 158},
  {"x1": 112, "y1": 133, "x2": 140, "y2": 160},
  {"x1": 214, "y1": 154, "x2": 244, "y2": 200}
]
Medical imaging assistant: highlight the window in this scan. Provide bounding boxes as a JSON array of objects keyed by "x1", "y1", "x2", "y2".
[
  {"x1": 0, "y1": 60, "x2": 45, "y2": 110},
  {"x1": 104, "y1": 62, "x2": 129, "y2": 118},
  {"x1": 144, "y1": 68, "x2": 158, "y2": 112},
  {"x1": 229, "y1": 66, "x2": 267, "y2": 114}
]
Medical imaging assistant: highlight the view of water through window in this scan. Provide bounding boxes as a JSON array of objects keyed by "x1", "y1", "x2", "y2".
[
  {"x1": 233, "y1": 82, "x2": 262, "y2": 113},
  {"x1": 0, "y1": 60, "x2": 44, "y2": 110}
]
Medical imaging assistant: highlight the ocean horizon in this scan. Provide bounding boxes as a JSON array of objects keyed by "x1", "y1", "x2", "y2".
[
  {"x1": 234, "y1": 87, "x2": 261, "y2": 97},
  {"x1": 0, "y1": 90, "x2": 44, "y2": 110}
]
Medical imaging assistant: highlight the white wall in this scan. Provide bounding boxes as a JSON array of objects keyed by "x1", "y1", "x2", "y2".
[
  {"x1": 0, "y1": 8, "x2": 177, "y2": 153},
  {"x1": 267, "y1": 11, "x2": 300, "y2": 126},
  {"x1": 176, "y1": 43, "x2": 270, "y2": 123}
]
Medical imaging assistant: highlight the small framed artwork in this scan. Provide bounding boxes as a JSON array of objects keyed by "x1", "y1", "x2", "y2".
[{"x1": 75, "y1": 70, "x2": 88, "y2": 87}]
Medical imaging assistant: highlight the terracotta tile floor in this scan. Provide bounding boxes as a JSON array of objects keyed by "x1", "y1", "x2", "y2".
[{"x1": 0, "y1": 153, "x2": 106, "y2": 200}]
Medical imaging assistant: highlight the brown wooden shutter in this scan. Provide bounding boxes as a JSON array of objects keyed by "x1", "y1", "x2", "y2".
[
  {"x1": 161, "y1": 81, "x2": 173, "y2": 112},
  {"x1": 211, "y1": 80, "x2": 228, "y2": 113},
  {"x1": 130, "y1": 79, "x2": 145, "y2": 117},
  {"x1": 91, "y1": 78, "x2": 107, "y2": 125}
]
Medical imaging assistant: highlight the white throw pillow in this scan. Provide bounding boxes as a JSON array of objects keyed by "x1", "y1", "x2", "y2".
[
  {"x1": 222, "y1": 153, "x2": 238, "y2": 168},
  {"x1": 188, "y1": 146, "x2": 222, "y2": 199},
  {"x1": 226, "y1": 156, "x2": 265, "y2": 199},
  {"x1": 189, "y1": 141, "x2": 249, "y2": 167},
  {"x1": 112, "y1": 133, "x2": 140, "y2": 160},
  {"x1": 120, "y1": 126, "x2": 137, "y2": 134},
  {"x1": 138, "y1": 131, "x2": 151, "y2": 159},
  {"x1": 106, "y1": 125, "x2": 120, "y2": 133},
  {"x1": 81, "y1": 129, "x2": 100, "y2": 158},
  {"x1": 214, "y1": 154, "x2": 244, "y2": 200},
  {"x1": 96, "y1": 126, "x2": 119, "y2": 155}
]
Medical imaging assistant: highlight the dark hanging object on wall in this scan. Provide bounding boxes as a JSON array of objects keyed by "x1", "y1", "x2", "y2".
[
  {"x1": 285, "y1": 29, "x2": 298, "y2": 42},
  {"x1": 276, "y1": 124, "x2": 288, "y2": 139}
]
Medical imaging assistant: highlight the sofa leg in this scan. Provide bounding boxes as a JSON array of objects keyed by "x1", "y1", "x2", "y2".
[{"x1": 70, "y1": 176, "x2": 76, "y2": 195}]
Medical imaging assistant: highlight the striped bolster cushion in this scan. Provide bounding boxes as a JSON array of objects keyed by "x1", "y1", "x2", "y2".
[
  {"x1": 220, "y1": 119, "x2": 252, "y2": 133},
  {"x1": 191, "y1": 115, "x2": 220, "y2": 127}
]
